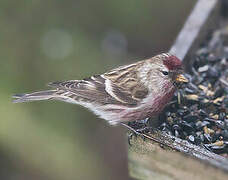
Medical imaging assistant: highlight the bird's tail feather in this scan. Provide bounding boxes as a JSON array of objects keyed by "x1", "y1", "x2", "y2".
[{"x1": 12, "y1": 90, "x2": 57, "y2": 103}]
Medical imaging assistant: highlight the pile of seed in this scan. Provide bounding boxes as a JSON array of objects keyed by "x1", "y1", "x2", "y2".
[{"x1": 157, "y1": 46, "x2": 228, "y2": 156}]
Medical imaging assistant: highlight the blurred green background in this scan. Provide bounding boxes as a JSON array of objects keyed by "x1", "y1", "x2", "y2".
[{"x1": 0, "y1": 0, "x2": 196, "y2": 179}]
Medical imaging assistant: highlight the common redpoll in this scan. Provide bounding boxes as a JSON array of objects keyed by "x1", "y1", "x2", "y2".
[{"x1": 13, "y1": 53, "x2": 188, "y2": 125}]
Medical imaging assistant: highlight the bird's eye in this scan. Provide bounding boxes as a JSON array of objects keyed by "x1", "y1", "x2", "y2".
[{"x1": 162, "y1": 71, "x2": 169, "y2": 76}]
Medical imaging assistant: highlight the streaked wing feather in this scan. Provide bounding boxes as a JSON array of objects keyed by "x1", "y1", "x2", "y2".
[
  {"x1": 104, "y1": 61, "x2": 148, "y2": 100},
  {"x1": 48, "y1": 74, "x2": 145, "y2": 106}
]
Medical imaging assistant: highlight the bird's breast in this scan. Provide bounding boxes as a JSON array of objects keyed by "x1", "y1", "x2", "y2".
[{"x1": 141, "y1": 86, "x2": 176, "y2": 117}]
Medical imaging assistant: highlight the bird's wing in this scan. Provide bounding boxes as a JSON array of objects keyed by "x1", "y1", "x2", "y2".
[
  {"x1": 48, "y1": 76, "x2": 141, "y2": 107},
  {"x1": 48, "y1": 63, "x2": 149, "y2": 107},
  {"x1": 103, "y1": 61, "x2": 149, "y2": 100}
]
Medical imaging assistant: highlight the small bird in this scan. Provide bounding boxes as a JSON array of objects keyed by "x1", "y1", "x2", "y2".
[{"x1": 13, "y1": 53, "x2": 188, "y2": 125}]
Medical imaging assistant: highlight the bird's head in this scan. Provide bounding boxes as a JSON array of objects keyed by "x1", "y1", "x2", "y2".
[
  {"x1": 160, "y1": 53, "x2": 188, "y2": 85},
  {"x1": 138, "y1": 53, "x2": 188, "y2": 93}
]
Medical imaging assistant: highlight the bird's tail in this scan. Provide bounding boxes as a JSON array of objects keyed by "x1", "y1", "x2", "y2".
[{"x1": 12, "y1": 90, "x2": 57, "y2": 103}]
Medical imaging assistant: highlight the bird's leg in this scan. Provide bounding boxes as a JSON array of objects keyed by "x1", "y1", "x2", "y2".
[
  {"x1": 134, "y1": 118, "x2": 152, "y2": 134},
  {"x1": 136, "y1": 126, "x2": 151, "y2": 134}
]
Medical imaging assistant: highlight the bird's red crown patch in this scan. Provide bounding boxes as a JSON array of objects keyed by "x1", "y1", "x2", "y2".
[{"x1": 163, "y1": 55, "x2": 182, "y2": 70}]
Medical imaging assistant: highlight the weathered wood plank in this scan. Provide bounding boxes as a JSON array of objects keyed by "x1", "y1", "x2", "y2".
[{"x1": 129, "y1": 137, "x2": 228, "y2": 180}]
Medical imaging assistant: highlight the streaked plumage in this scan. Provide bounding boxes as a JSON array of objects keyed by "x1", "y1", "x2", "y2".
[{"x1": 13, "y1": 53, "x2": 187, "y2": 125}]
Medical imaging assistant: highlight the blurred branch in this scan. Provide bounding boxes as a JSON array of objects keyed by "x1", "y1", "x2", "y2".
[{"x1": 169, "y1": 0, "x2": 220, "y2": 63}]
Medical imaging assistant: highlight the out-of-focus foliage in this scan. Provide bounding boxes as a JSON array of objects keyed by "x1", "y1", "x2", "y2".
[{"x1": 0, "y1": 0, "x2": 196, "y2": 179}]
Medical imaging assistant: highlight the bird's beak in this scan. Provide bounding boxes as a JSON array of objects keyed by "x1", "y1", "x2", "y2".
[{"x1": 175, "y1": 74, "x2": 188, "y2": 83}]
